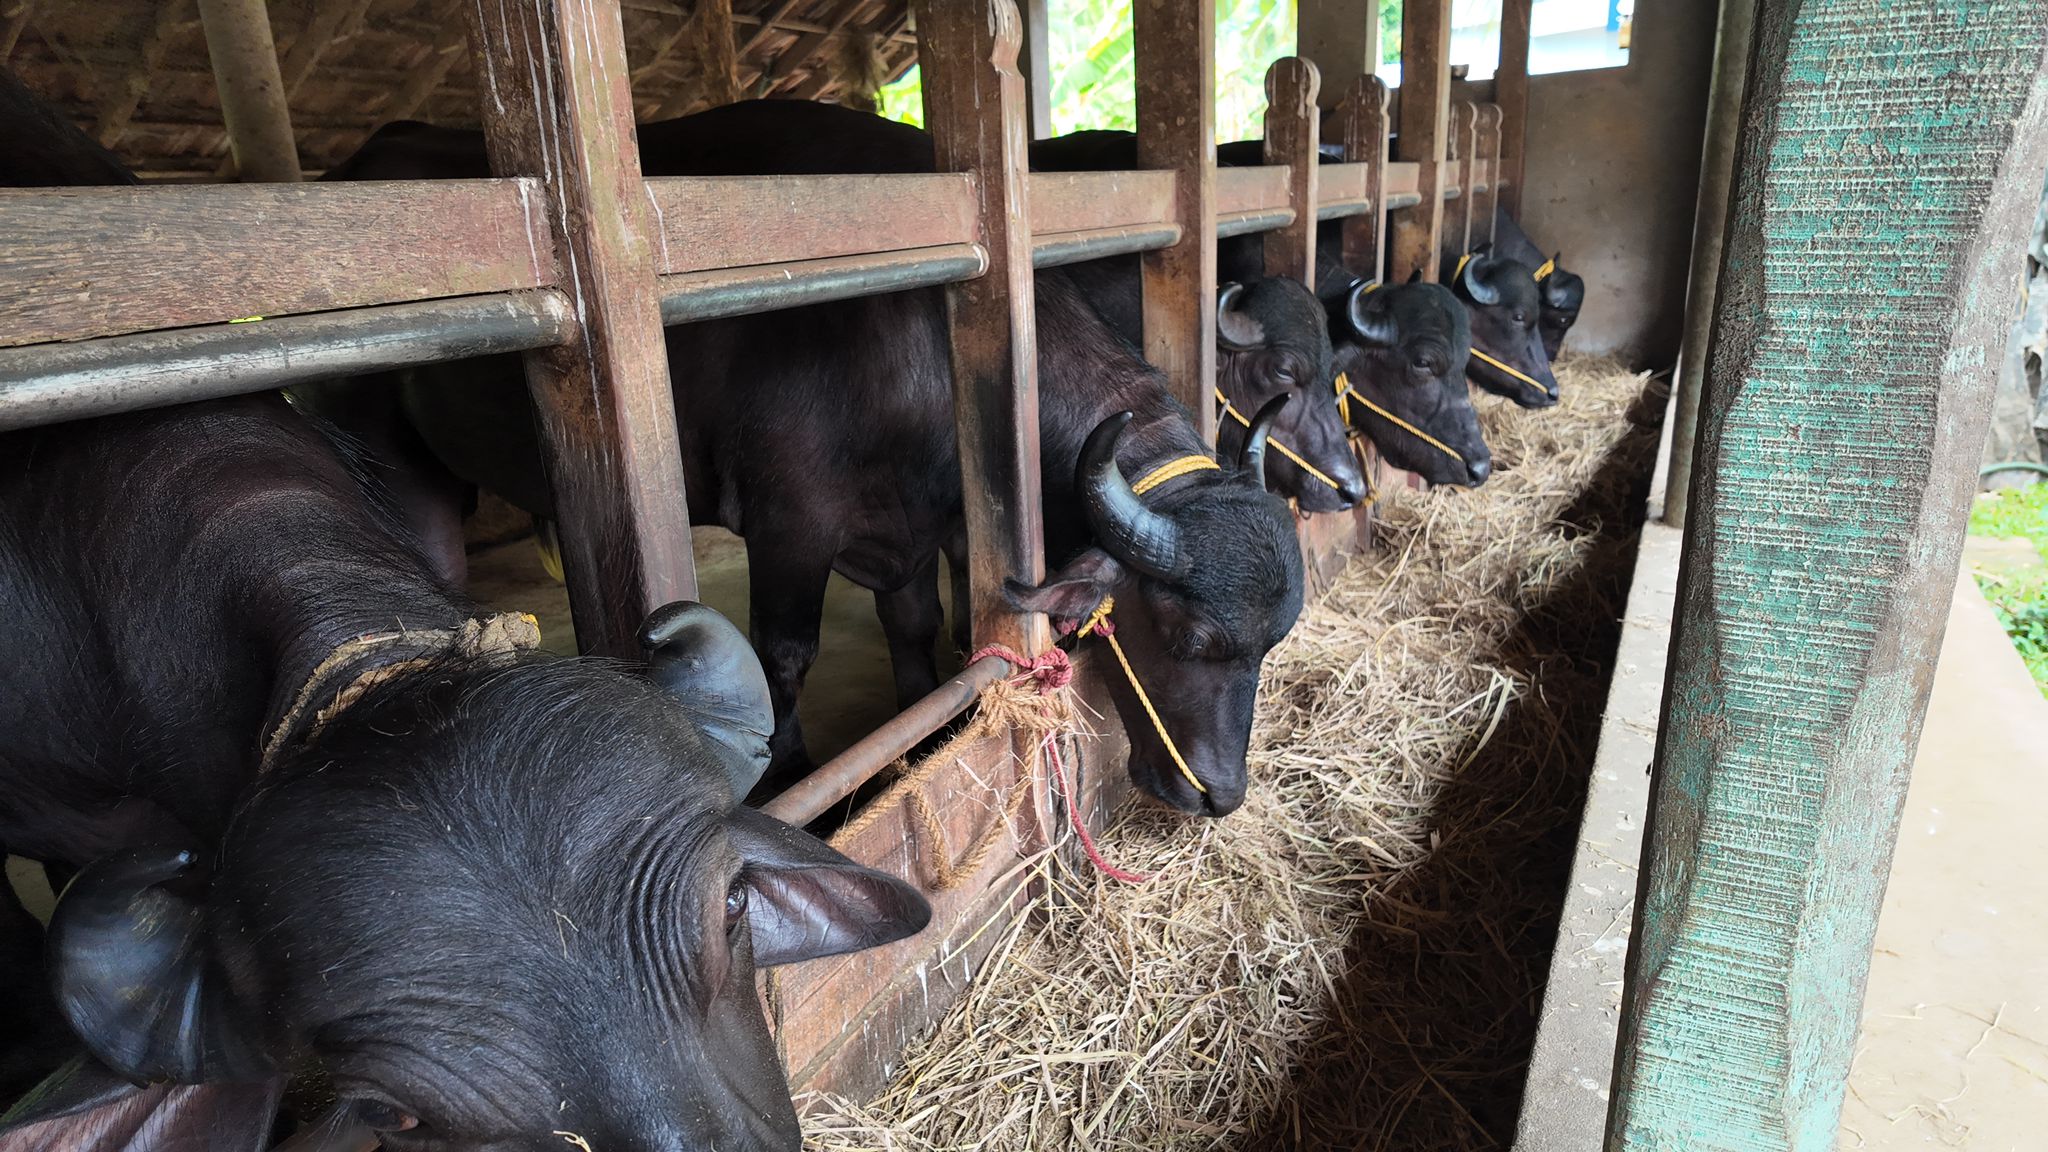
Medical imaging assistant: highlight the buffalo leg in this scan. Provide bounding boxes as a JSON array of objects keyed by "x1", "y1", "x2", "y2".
[
  {"x1": 873, "y1": 552, "x2": 944, "y2": 712},
  {"x1": 745, "y1": 535, "x2": 834, "y2": 792}
]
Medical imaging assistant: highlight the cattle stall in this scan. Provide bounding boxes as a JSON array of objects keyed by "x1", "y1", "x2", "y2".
[{"x1": 1, "y1": 0, "x2": 2042, "y2": 1148}]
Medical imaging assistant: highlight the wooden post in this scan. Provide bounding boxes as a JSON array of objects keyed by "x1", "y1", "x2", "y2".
[
  {"x1": 1298, "y1": 0, "x2": 1379, "y2": 111},
  {"x1": 1133, "y1": 0, "x2": 1218, "y2": 436},
  {"x1": 1018, "y1": 0, "x2": 1054, "y2": 139},
  {"x1": 913, "y1": 0, "x2": 1048, "y2": 659},
  {"x1": 196, "y1": 0, "x2": 301, "y2": 182},
  {"x1": 1495, "y1": 0, "x2": 1531, "y2": 218},
  {"x1": 1389, "y1": 0, "x2": 1450, "y2": 281},
  {"x1": 1609, "y1": 1, "x2": 2048, "y2": 1146},
  {"x1": 465, "y1": 0, "x2": 697, "y2": 658},
  {"x1": 1445, "y1": 100, "x2": 1477, "y2": 259},
  {"x1": 1337, "y1": 73, "x2": 1390, "y2": 284},
  {"x1": 1262, "y1": 57, "x2": 1321, "y2": 284},
  {"x1": 1473, "y1": 102, "x2": 1502, "y2": 247}
]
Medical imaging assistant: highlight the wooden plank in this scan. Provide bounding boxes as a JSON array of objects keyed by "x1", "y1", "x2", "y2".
[
  {"x1": 197, "y1": 0, "x2": 301, "y2": 182},
  {"x1": 1020, "y1": 0, "x2": 1053, "y2": 138},
  {"x1": 1261, "y1": 56, "x2": 1321, "y2": 283},
  {"x1": 1385, "y1": 159, "x2": 1420, "y2": 204},
  {"x1": 1389, "y1": 0, "x2": 1451, "y2": 281},
  {"x1": 466, "y1": 0, "x2": 697, "y2": 657},
  {"x1": 1298, "y1": 0, "x2": 1378, "y2": 110},
  {"x1": 646, "y1": 174, "x2": 978, "y2": 274},
  {"x1": 1608, "y1": 1, "x2": 2048, "y2": 1145},
  {"x1": 1337, "y1": 74, "x2": 1390, "y2": 283},
  {"x1": 915, "y1": 0, "x2": 1048, "y2": 657},
  {"x1": 1028, "y1": 169, "x2": 1177, "y2": 236},
  {"x1": 1216, "y1": 164, "x2": 1291, "y2": 216},
  {"x1": 1133, "y1": 0, "x2": 1218, "y2": 436},
  {"x1": 0, "y1": 181, "x2": 554, "y2": 348},
  {"x1": 1473, "y1": 104, "x2": 1502, "y2": 247},
  {"x1": 1316, "y1": 160, "x2": 1369, "y2": 211},
  {"x1": 1495, "y1": 0, "x2": 1531, "y2": 218},
  {"x1": 1450, "y1": 101, "x2": 1479, "y2": 257}
]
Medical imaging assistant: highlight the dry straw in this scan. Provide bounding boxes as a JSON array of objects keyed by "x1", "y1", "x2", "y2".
[{"x1": 800, "y1": 360, "x2": 1666, "y2": 1152}]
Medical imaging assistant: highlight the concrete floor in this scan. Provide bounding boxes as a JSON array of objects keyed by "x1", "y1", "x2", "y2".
[
  {"x1": 466, "y1": 526, "x2": 960, "y2": 763},
  {"x1": 1836, "y1": 567, "x2": 2048, "y2": 1149}
]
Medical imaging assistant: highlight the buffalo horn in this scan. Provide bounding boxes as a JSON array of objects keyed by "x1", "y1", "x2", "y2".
[
  {"x1": 1461, "y1": 250, "x2": 1501, "y2": 306},
  {"x1": 1079, "y1": 412, "x2": 1185, "y2": 580},
  {"x1": 1239, "y1": 394, "x2": 1287, "y2": 488},
  {"x1": 1216, "y1": 282, "x2": 1266, "y2": 350}
]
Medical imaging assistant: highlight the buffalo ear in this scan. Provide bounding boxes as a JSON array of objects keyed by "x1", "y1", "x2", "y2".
[
  {"x1": 1405, "y1": 268, "x2": 1423, "y2": 284},
  {"x1": 726, "y1": 807, "x2": 931, "y2": 967},
  {"x1": 640, "y1": 602, "x2": 774, "y2": 799},
  {"x1": 1002, "y1": 548, "x2": 1124, "y2": 624},
  {"x1": 47, "y1": 847, "x2": 274, "y2": 1085}
]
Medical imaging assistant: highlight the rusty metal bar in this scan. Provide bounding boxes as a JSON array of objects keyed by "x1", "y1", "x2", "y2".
[
  {"x1": 760, "y1": 655, "x2": 1013, "y2": 827},
  {"x1": 658, "y1": 244, "x2": 989, "y2": 324},
  {"x1": 0, "y1": 290, "x2": 573, "y2": 432}
]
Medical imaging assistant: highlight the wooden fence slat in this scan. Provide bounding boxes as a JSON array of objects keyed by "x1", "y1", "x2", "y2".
[
  {"x1": 1337, "y1": 74, "x2": 1391, "y2": 283},
  {"x1": 1447, "y1": 101, "x2": 1478, "y2": 258},
  {"x1": 1474, "y1": 103, "x2": 1502, "y2": 246},
  {"x1": 1028, "y1": 169, "x2": 1178, "y2": 237},
  {"x1": 466, "y1": 0, "x2": 696, "y2": 657},
  {"x1": 1133, "y1": 0, "x2": 1218, "y2": 437},
  {"x1": 1390, "y1": 0, "x2": 1451, "y2": 281},
  {"x1": 1261, "y1": 56, "x2": 1321, "y2": 283},
  {"x1": 1609, "y1": 1, "x2": 2048, "y2": 1144},
  {"x1": 1495, "y1": 0, "x2": 1532, "y2": 218},
  {"x1": 646, "y1": 173, "x2": 978, "y2": 273},
  {"x1": 0, "y1": 181, "x2": 553, "y2": 348}
]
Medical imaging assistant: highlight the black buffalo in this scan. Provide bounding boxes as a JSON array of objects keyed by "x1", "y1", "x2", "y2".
[
  {"x1": 1489, "y1": 208, "x2": 1585, "y2": 361},
  {"x1": 324, "y1": 100, "x2": 1307, "y2": 815},
  {"x1": 0, "y1": 73, "x2": 928, "y2": 1152},
  {"x1": 1441, "y1": 244, "x2": 1560, "y2": 408}
]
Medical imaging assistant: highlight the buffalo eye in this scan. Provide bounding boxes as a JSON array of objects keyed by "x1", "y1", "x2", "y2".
[
  {"x1": 1411, "y1": 355, "x2": 1437, "y2": 373},
  {"x1": 1272, "y1": 366, "x2": 1296, "y2": 386},
  {"x1": 1512, "y1": 310, "x2": 1529, "y2": 326},
  {"x1": 355, "y1": 1101, "x2": 419, "y2": 1133},
  {"x1": 724, "y1": 882, "x2": 749, "y2": 932}
]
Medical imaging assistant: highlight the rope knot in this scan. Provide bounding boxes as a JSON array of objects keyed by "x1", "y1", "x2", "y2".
[{"x1": 968, "y1": 644, "x2": 1074, "y2": 693}]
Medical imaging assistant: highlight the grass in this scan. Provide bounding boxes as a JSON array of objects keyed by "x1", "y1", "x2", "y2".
[{"x1": 1967, "y1": 483, "x2": 2048, "y2": 694}]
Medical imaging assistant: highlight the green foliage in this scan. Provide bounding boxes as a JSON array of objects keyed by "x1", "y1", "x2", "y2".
[{"x1": 1968, "y1": 483, "x2": 2048, "y2": 695}]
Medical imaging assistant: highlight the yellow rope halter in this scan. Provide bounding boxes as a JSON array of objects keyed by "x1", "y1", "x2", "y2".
[
  {"x1": 1211, "y1": 388, "x2": 1346, "y2": 492},
  {"x1": 1336, "y1": 372, "x2": 1466, "y2": 465},
  {"x1": 1073, "y1": 596, "x2": 1206, "y2": 797},
  {"x1": 1128, "y1": 453, "x2": 1220, "y2": 495}
]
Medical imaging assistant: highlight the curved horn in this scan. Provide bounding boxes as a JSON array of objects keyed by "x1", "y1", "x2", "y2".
[
  {"x1": 1238, "y1": 394, "x2": 1288, "y2": 488},
  {"x1": 1460, "y1": 251, "x2": 1502, "y2": 306},
  {"x1": 1078, "y1": 412, "x2": 1184, "y2": 580},
  {"x1": 1216, "y1": 282, "x2": 1266, "y2": 350},
  {"x1": 1346, "y1": 281, "x2": 1399, "y2": 347},
  {"x1": 1542, "y1": 262, "x2": 1585, "y2": 310},
  {"x1": 640, "y1": 602, "x2": 775, "y2": 799}
]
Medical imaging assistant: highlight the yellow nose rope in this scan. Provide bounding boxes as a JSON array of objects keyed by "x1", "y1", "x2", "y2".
[
  {"x1": 1335, "y1": 372, "x2": 1466, "y2": 466},
  {"x1": 1210, "y1": 388, "x2": 1346, "y2": 492},
  {"x1": 1451, "y1": 254, "x2": 1554, "y2": 401},
  {"x1": 1072, "y1": 596, "x2": 1207, "y2": 797}
]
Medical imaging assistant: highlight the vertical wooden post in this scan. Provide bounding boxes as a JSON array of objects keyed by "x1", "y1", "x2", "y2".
[
  {"x1": 914, "y1": 0, "x2": 1048, "y2": 659},
  {"x1": 1298, "y1": 0, "x2": 1378, "y2": 110},
  {"x1": 1609, "y1": 0, "x2": 2048, "y2": 1145},
  {"x1": 1495, "y1": 0, "x2": 1531, "y2": 219},
  {"x1": 1389, "y1": 0, "x2": 1451, "y2": 282},
  {"x1": 1445, "y1": 100, "x2": 1478, "y2": 259},
  {"x1": 1473, "y1": 103, "x2": 1502, "y2": 247},
  {"x1": 1133, "y1": 0, "x2": 1218, "y2": 437},
  {"x1": 1338, "y1": 73, "x2": 1391, "y2": 285},
  {"x1": 465, "y1": 0, "x2": 697, "y2": 658},
  {"x1": 196, "y1": 0, "x2": 300, "y2": 182},
  {"x1": 1262, "y1": 57, "x2": 1322, "y2": 284},
  {"x1": 1018, "y1": 0, "x2": 1054, "y2": 139}
]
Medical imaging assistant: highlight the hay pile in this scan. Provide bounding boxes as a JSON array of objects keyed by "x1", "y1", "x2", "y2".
[{"x1": 803, "y1": 359, "x2": 1667, "y2": 1151}]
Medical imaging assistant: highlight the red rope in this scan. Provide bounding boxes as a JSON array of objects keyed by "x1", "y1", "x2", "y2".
[{"x1": 970, "y1": 644, "x2": 1151, "y2": 885}]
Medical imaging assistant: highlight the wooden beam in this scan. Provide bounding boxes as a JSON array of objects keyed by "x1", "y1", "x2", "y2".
[
  {"x1": 913, "y1": 0, "x2": 1047, "y2": 657},
  {"x1": 747, "y1": 0, "x2": 864, "y2": 105},
  {"x1": 465, "y1": 0, "x2": 697, "y2": 657},
  {"x1": 1297, "y1": 0, "x2": 1378, "y2": 110},
  {"x1": 1337, "y1": 73, "x2": 1390, "y2": 284},
  {"x1": 197, "y1": 0, "x2": 301, "y2": 182},
  {"x1": 94, "y1": 0, "x2": 193, "y2": 148},
  {"x1": 1019, "y1": 0, "x2": 1052, "y2": 138},
  {"x1": 1608, "y1": 1, "x2": 2048, "y2": 1145},
  {"x1": 1133, "y1": 0, "x2": 1218, "y2": 435},
  {"x1": 1261, "y1": 57, "x2": 1321, "y2": 283},
  {"x1": 645, "y1": 173, "x2": 978, "y2": 273},
  {"x1": 1495, "y1": 0, "x2": 1531, "y2": 218},
  {"x1": 1472, "y1": 102, "x2": 1502, "y2": 247},
  {"x1": 1389, "y1": 0, "x2": 1450, "y2": 280},
  {"x1": 1445, "y1": 100, "x2": 1477, "y2": 258}
]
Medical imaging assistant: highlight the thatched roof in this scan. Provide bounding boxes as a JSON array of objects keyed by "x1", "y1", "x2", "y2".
[{"x1": 3, "y1": 0, "x2": 916, "y2": 181}]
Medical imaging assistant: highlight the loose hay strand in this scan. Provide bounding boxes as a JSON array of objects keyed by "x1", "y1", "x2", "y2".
[{"x1": 802, "y1": 359, "x2": 1665, "y2": 1152}]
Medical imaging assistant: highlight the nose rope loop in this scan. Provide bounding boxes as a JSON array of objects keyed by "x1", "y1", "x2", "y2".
[
  {"x1": 1211, "y1": 388, "x2": 1346, "y2": 492},
  {"x1": 1058, "y1": 596, "x2": 1208, "y2": 799},
  {"x1": 1467, "y1": 347, "x2": 1553, "y2": 401},
  {"x1": 1336, "y1": 373, "x2": 1467, "y2": 466}
]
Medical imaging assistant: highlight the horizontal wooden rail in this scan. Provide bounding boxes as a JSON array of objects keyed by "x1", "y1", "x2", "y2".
[
  {"x1": 762, "y1": 654, "x2": 1014, "y2": 828},
  {"x1": 0, "y1": 290, "x2": 572, "y2": 431},
  {"x1": 1217, "y1": 164, "x2": 1291, "y2": 217},
  {"x1": 659, "y1": 244, "x2": 989, "y2": 323},
  {"x1": 0, "y1": 180, "x2": 553, "y2": 348},
  {"x1": 1030, "y1": 169, "x2": 1177, "y2": 236},
  {"x1": 647, "y1": 173, "x2": 978, "y2": 274}
]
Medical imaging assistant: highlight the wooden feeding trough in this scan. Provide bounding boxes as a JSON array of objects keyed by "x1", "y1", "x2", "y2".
[{"x1": 4, "y1": 0, "x2": 2044, "y2": 1147}]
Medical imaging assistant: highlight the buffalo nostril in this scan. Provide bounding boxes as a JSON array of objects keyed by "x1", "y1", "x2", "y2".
[
  {"x1": 1467, "y1": 458, "x2": 1492, "y2": 484},
  {"x1": 1338, "y1": 479, "x2": 1367, "y2": 506}
]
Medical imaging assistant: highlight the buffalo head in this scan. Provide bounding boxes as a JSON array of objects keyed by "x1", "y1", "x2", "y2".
[
  {"x1": 1331, "y1": 280, "x2": 1492, "y2": 487},
  {"x1": 1006, "y1": 406, "x2": 1304, "y2": 817},
  {"x1": 47, "y1": 605, "x2": 930, "y2": 1152},
  {"x1": 1448, "y1": 245, "x2": 1559, "y2": 409},
  {"x1": 1215, "y1": 279, "x2": 1368, "y2": 512},
  {"x1": 1535, "y1": 252, "x2": 1585, "y2": 362}
]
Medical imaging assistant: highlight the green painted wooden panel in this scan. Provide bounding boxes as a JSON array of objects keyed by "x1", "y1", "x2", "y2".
[{"x1": 1608, "y1": 0, "x2": 2048, "y2": 1147}]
